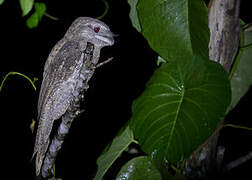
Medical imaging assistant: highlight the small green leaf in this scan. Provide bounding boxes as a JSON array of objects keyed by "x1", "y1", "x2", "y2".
[
  {"x1": 33, "y1": 77, "x2": 38, "y2": 83},
  {"x1": 94, "y1": 126, "x2": 135, "y2": 180},
  {"x1": 0, "y1": 0, "x2": 4, "y2": 5},
  {"x1": 228, "y1": 30, "x2": 252, "y2": 112},
  {"x1": 34, "y1": 2, "x2": 46, "y2": 20},
  {"x1": 26, "y1": 12, "x2": 39, "y2": 29},
  {"x1": 116, "y1": 156, "x2": 167, "y2": 180},
  {"x1": 128, "y1": 0, "x2": 141, "y2": 32},
  {"x1": 19, "y1": 0, "x2": 34, "y2": 16},
  {"x1": 130, "y1": 56, "x2": 231, "y2": 163},
  {"x1": 26, "y1": 2, "x2": 47, "y2": 29},
  {"x1": 137, "y1": 0, "x2": 209, "y2": 61}
]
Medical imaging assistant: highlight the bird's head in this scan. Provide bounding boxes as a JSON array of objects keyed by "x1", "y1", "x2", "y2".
[{"x1": 65, "y1": 17, "x2": 115, "y2": 48}]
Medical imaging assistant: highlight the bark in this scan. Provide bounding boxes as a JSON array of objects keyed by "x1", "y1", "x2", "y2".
[
  {"x1": 208, "y1": 0, "x2": 240, "y2": 73},
  {"x1": 223, "y1": 151, "x2": 252, "y2": 172},
  {"x1": 183, "y1": 0, "x2": 240, "y2": 178}
]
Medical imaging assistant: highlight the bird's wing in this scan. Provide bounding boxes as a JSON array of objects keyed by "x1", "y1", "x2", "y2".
[
  {"x1": 33, "y1": 40, "x2": 83, "y2": 175},
  {"x1": 37, "y1": 39, "x2": 82, "y2": 117}
]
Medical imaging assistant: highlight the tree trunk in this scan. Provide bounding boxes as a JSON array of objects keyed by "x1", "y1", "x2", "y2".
[
  {"x1": 208, "y1": 0, "x2": 240, "y2": 72},
  {"x1": 183, "y1": 0, "x2": 240, "y2": 178}
]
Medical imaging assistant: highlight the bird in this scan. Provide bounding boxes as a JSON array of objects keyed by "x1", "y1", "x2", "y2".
[{"x1": 32, "y1": 17, "x2": 114, "y2": 176}]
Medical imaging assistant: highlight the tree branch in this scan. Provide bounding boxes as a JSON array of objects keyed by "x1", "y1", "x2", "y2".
[
  {"x1": 208, "y1": 0, "x2": 240, "y2": 72},
  {"x1": 223, "y1": 151, "x2": 252, "y2": 172},
  {"x1": 183, "y1": 0, "x2": 241, "y2": 178}
]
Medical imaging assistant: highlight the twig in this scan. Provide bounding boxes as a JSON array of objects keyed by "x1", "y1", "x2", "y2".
[
  {"x1": 242, "y1": 22, "x2": 252, "y2": 32},
  {"x1": 223, "y1": 151, "x2": 252, "y2": 172},
  {"x1": 44, "y1": 12, "x2": 59, "y2": 21},
  {"x1": 96, "y1": 57, "x2": 113, "y2": 68}
]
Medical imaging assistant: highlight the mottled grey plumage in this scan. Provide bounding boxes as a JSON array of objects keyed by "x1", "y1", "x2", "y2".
[{"x1": 33, "y1": 17, "x2": 114, "y2": 176}]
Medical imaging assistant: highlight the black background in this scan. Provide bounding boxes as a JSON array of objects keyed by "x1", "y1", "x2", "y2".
[{"x1": 0, "y1": 0, "x2": 251, "y2": 179}]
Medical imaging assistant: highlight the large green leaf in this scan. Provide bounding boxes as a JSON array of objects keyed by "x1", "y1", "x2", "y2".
[
  {"x1": 136, "y1": 0, "x2": 209, "y2": 61},
  {"x1": 94, "y1": 126, "x2": 135, "y2": 180},
  {"x1": 130, "y1": 56, "x2": 231, "y2": 163},
  {"x1": 228, "y1": 30, "x2": 252, "y2": 112},
  {"x1": 116, "y1": 156, "x2": 167, "y2": 180}
]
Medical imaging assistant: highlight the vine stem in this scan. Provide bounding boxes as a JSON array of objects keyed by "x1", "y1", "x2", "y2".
[
  {"x1": 44, "y1": 12, "x2": 59, "y2": 21},
  {"x1": 224, "y1": 124, "x2": 252, "y2": 131},
  {"x1": 97, "y1": 0, "x2": 109, "y2": 20},
  {"x1": 0, "y1": 71, "x2": 37, "y2": 92}
]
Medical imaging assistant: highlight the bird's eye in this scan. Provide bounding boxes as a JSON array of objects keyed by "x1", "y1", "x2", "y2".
[{"x1": 93, "y1": 27, "x2": 100, "y2": 33}]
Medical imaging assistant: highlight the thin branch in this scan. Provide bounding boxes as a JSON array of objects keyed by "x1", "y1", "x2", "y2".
[
  {"x1": 223, "y1": 151, "x2": 252, "y2": 172},
  {"x1": 95, "y1": 57, "x2": 113, "y2": 68},
  {"x1": 44, "y1": 12, "x2": 59, "y2": 21},
  {"x1": 242, "y1": 22, "x2": 252, "y2": 32}
]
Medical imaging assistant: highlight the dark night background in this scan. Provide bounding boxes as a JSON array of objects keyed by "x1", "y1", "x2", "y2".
[{"x1": 0, "y1": 0, "x2": 251, "y2": 179}]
